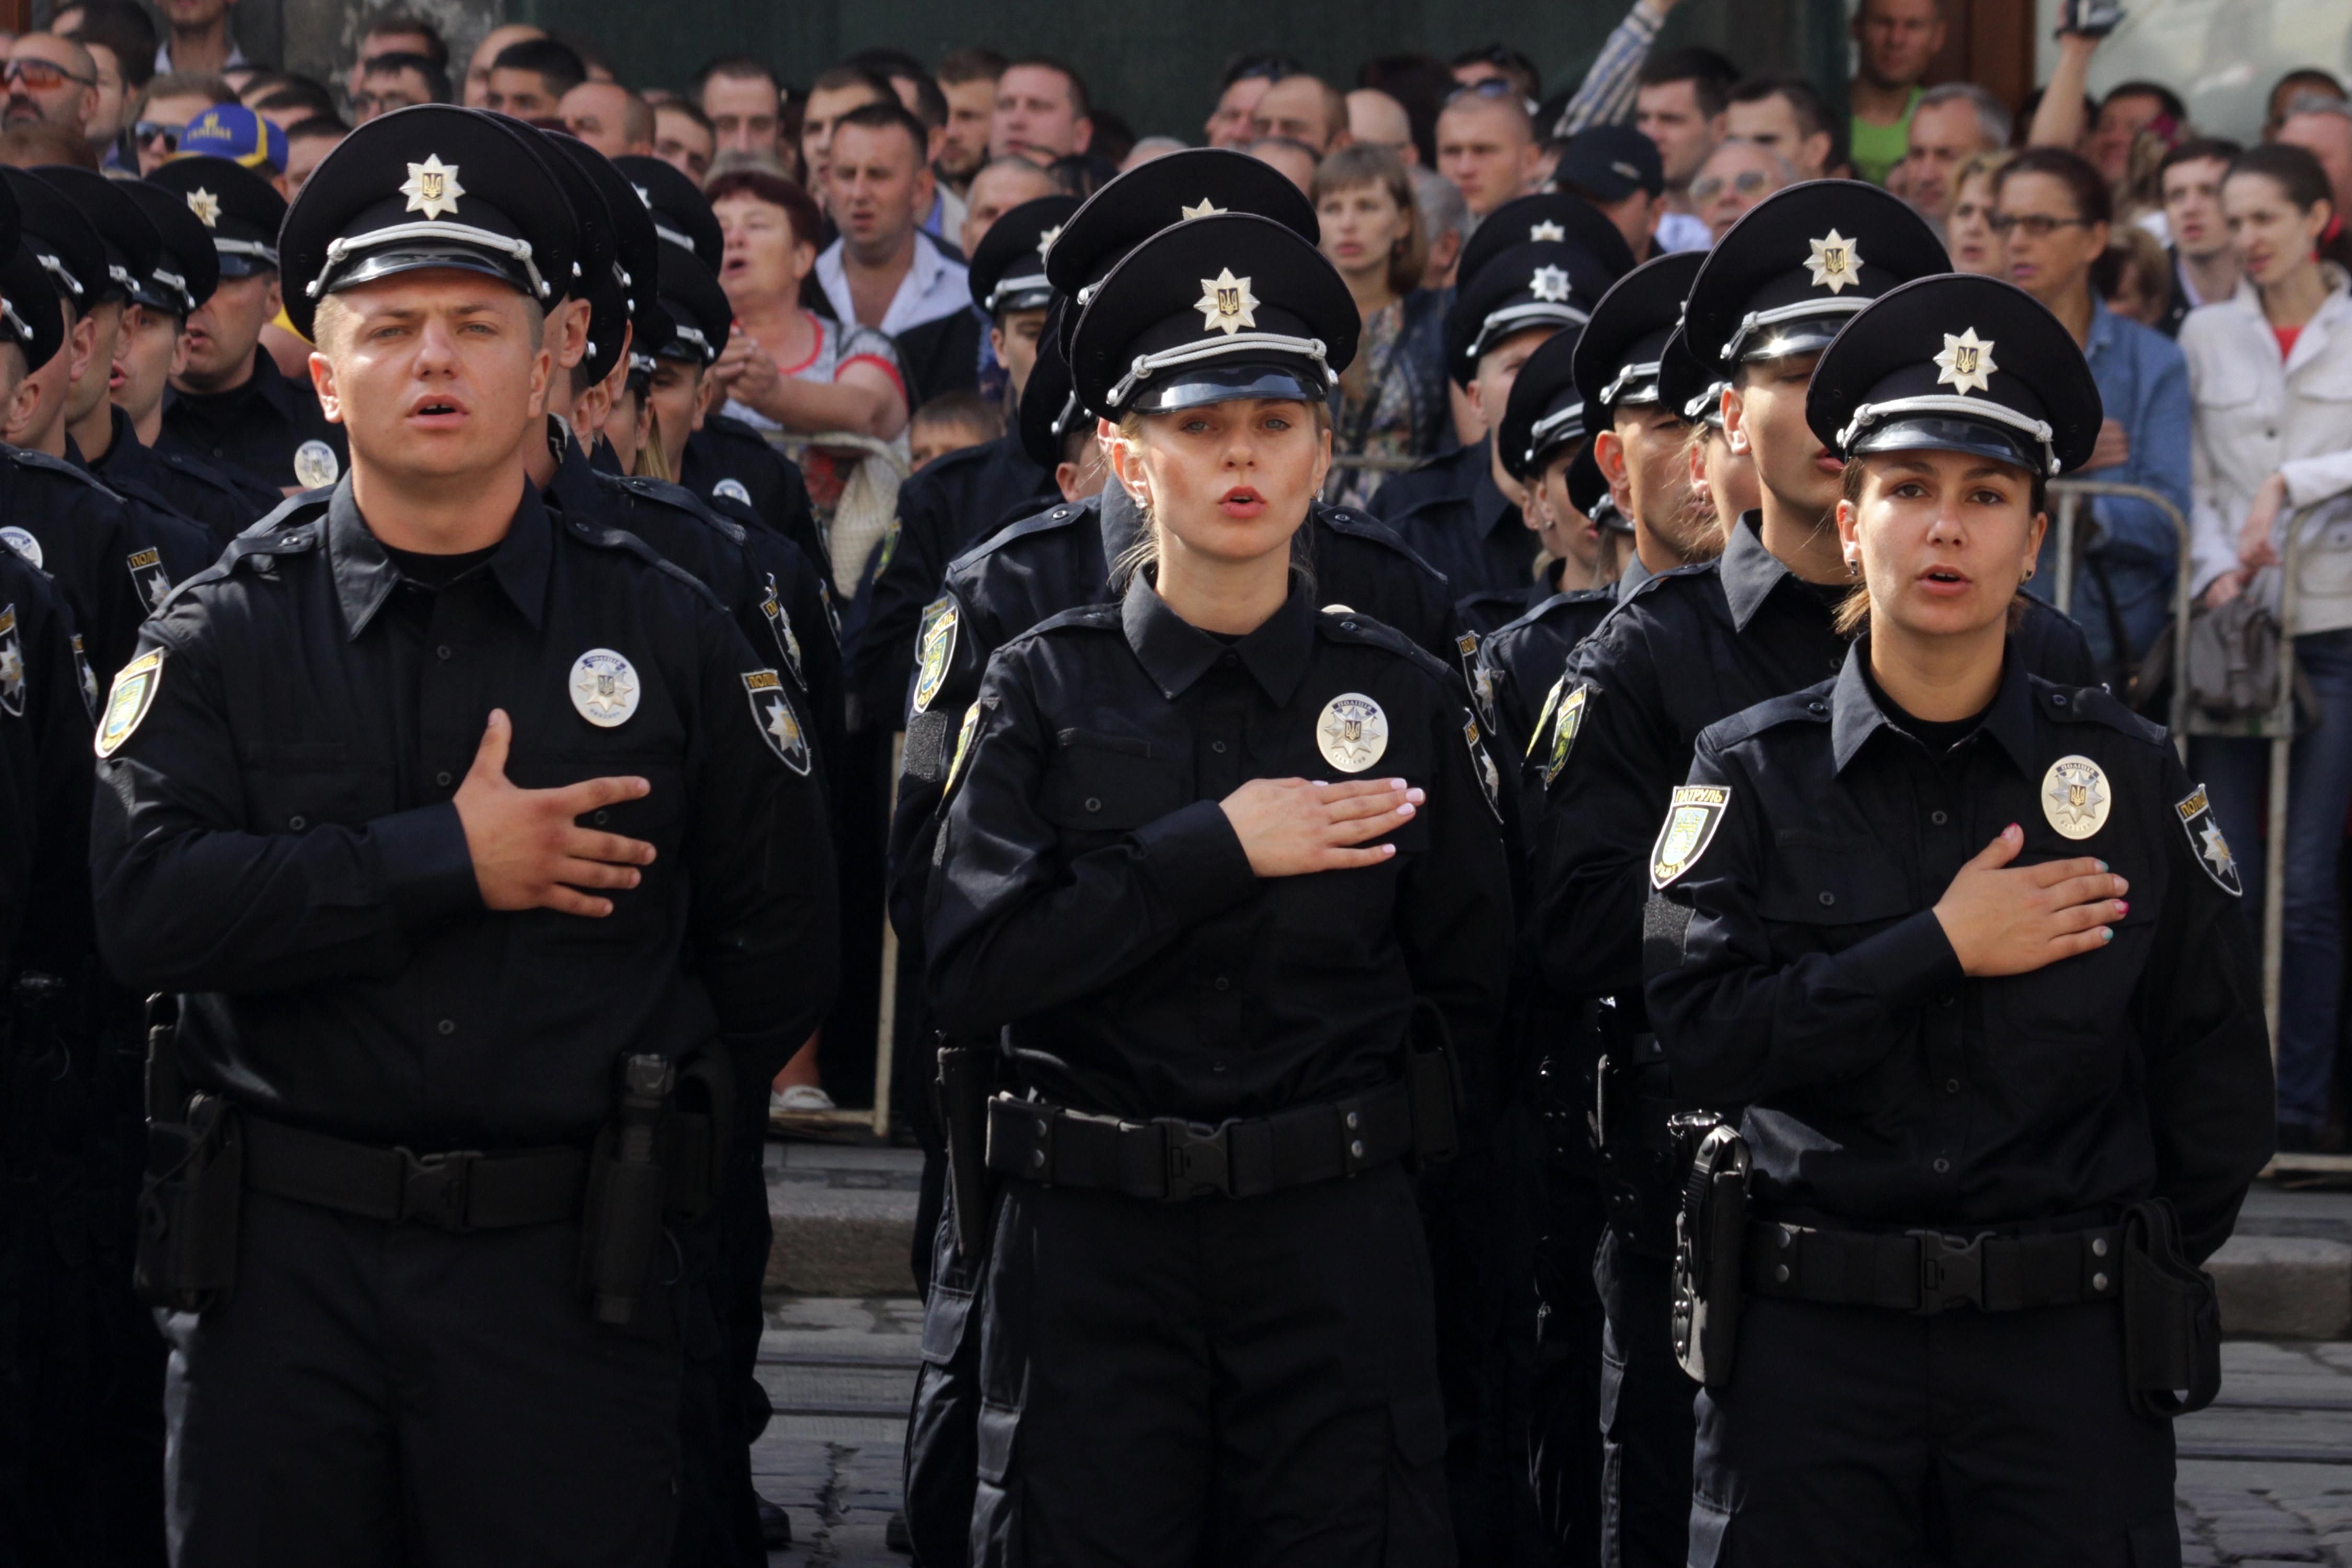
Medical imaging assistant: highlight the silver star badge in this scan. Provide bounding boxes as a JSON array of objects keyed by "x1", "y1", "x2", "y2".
[
  {"x1": 1530, "y1": 264, "x2": 1573, "y2": 303},
  {"x1": 2200, "y1": 820, "x2": 2236, "y2": 879},
  {"x1": 400, "y1": 154, "x2": 465, "y2": 221},
  {"x1": 185, "y1": 188, "x2": 221, "y2": 227},
  {"x1": 1195, "y1": 268, "x2": 1258, "y2": 335},
  {"x1": 1805, "y1": 229, "x2": 1862, "y2": 294},
  {"x1": 1036, "y1": 223, "x2": 1063, "y2": 258},
  {"x1": 1530, "y1": 220, "x2": 1566, "y2": 241},
  {"x1": 1934, "y1": 328, "x2": 1997, "y2": 397},
  {"x1": 1181, "y1": 198, "x2": 1226, "y2": 220}
]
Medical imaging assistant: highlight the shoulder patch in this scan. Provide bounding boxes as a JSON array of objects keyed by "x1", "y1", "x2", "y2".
[
  {"x1": 2174, "y1": 783, "x2": 2241, "y2": 897},
  {"x1": 743, "y1": 668, "x2": 813, "y2": 776},
  {"x1": 713, "y1": 477, "x2": 753, "y2": 507},
  {"x1": 1464, "y1": 713, "x2": 1504, "y2": 822},
  {"x1": 912, "y1": 596, "x2": 959, "y2": 714},
  {"x1": 1, "y1": 526, "x2": 40, "y2": 569},
  {"x1": 0, "y1": 605, "x2": 24, "y2": 717},
  {"x1": 1544, "y1": 682, "x2": 1590, "y2": 786},
  {"x1": 760, "y1": 573, "x2": 806, "y2": 687},
  {"x1": 95, "y1": 648, "x2": 163, "y2": 757},
  {"x1": 9, "y1": 445, "x2": 115, "y2": 495},
  {"x1": 1650, "y1": 784, "x2": 1731, "y2": 890},
  {"x1": 1022, "y1": 603, "x2": 1124, "y2": 642},
  {"x1": 126, "y1": 547, "x2": 173, "y2": 614}
]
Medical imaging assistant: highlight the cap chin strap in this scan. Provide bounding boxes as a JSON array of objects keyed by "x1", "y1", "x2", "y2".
[
  {"x1": 1719, "y1": 296, "x2": 1867, "y2": 362},
  {"x1": 152, "y1": 264, "x2": 189, "y2": 313},
  {"x1": 666, "y1": 320, "x2": 714, "y2": 363},
  {"x1": 1524, "y1": 403, "x2": 1585, "y2": 466},
  {"x1": 0, "y1": 297, "x2": 36, "y2": 348},
  {"x1": 1106, "y1": 332, "x2": 1332, "y2": 410},
  {"x1": 985, "y1": 270, "x2": 1051, "y2": 314},
  {"x1": 215, "y1": 236, "x2": 281, "y2": 269},
  {"x1": 1465, "y1": 301, "x2": 1589, "y2": 363},
  {"x1": 1837, "y1": 394, "x2": 2060, "y2": 476},
  {"x1": 32, "y1": 249, "x2": 83, "y2": 298},
  {"x1": 1050, "y1": 390, "x2": 1079, "y2": 439},
  {"x1": 1683, "y1": 379, "x2": 1728, "y2": 423},
  {"x1": 1598, "y1": 358, "x2": 1661, "y2": 408},
  {"x1": 652, "y1": 220, "x2": 697, "y2": 255},
  {"x1": 310, "y1": 223, "x2": 541, "y2": 299}
]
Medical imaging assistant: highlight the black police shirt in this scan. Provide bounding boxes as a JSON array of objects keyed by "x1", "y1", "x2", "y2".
[
  {"x1": 89, "y1": 480, "x2": 839, "y2": 1149},
  {"x1": 926, "y1": 574, "x2": 1513, "y2": 1125},
  {"x1": 1367, "y1": 435, "x2": 1538, "y2": 601},
  {"x1": 680, "y1": 413, "x2": 829, "y2": 576},
  {"x1": 156, "y1": 345, "x2": 349, "y2": 497},
  {"x1": 83, "y1": 403, "x2": 284, "y2": 544},
  {"x1": 0, "y1": 551, "x2": 97, "y2": 977},
  {"x1": 1474, "y1": 584, "x2": 1616, "y2": 782},
  {"x1": 1538, "y1": 513, "x2": 2098, "y2": 1009},
  {"x1": 1644, "y1": 644, "x2": 2273, "y2": 1262}
]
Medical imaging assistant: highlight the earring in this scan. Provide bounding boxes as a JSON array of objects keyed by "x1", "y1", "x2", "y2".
[
  {"x1": 1845, "y1": 558, "x2": 1860, "y2": 578},
  {"x1": 2023, "y1": 566, "x2": 2036, "y2": 581}
]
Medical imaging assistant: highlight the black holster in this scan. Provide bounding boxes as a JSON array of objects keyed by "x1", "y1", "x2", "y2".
[
  {"x1": 1403, "y1": 1000, "x2": 1461, "y2": 1169},
  {"x1": 1594, "y1": 1027, "x2": 1683, "y2": 1257},
  {"x1": 1670, "y1": 1117, "x2": 1747, "y2": 1389},
  {"x1": 582, "y1": 1048, "x2": 730, "y2": 1333},
  {"x1": 134, "y1": 995, "x2": 246, "y2": 1312},
  {"x1": 937, "y1": 1039, "x2": 999, "y2": 1258},
  {"x1": 2119, "y1": 1197, "x2": 2222, "y2": 1419}
]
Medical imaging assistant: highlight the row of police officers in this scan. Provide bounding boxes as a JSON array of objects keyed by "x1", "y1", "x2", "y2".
[{"x1": 0, "y1": 97, "x2": 2277, "y2": 1568}]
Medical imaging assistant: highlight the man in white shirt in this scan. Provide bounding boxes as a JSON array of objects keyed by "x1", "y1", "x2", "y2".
[{"x1": 816, "y1": 101, "x2": 970, "y2": 336}]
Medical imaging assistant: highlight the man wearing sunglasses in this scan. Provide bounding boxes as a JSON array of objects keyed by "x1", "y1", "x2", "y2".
[
  {"x1": 3, "y1": 34, "x2": 100, "y2": 137},
  {"x1": 133, "y1": 68, "x2": 228, "y2": 174}
]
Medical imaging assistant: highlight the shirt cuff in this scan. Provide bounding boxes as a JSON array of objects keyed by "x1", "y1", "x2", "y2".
[
  {"x1": 1629, "y1": 0, "x2": 1667, "y2": 34},
  {"x1": 1838, "y1": 909, "x2": 1964, "y2": 1015},
  {"x1": 373, "y1": 802, "x2": 482, "y2": 926},
  {"x1": 1133, "y1": 799, "x2": 1259, "y2": 923}
]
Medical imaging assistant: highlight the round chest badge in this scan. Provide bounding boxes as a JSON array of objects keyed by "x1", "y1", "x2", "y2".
[
  {"x1": 569, "y1": 648, "x2": 640, "y2": 728},
  {"x1": 2040, "y1": 753, "x2": 2111, "y2": 840},
  {"x1": 292, "y1": 439, "x2": 340, "y2": 489},
  {"x1": 1316, "y1": 691, "x2": 1389, "y2": 773},
  {"x1": 0, "y1": 526, "x2": 40, "y2": 569},
  {"x1": 713, "y1": 478, "x2": 753, "y2": 506}
]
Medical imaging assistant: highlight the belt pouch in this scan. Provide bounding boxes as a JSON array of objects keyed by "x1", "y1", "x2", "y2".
[
  {"x1": 2120, "y1": 1197, "x2": 2222, "y2": 1417},
  {"x1": 134, "y1": 1092, "x2": 243, "y2": 1312},
  {"x1": 1671, "y1": 1121, "x2": 1747, "y2": 1388},
  {"x1": 581, "y1": 1054, "x2": 675, "y2": 1328},
  {"x1": 1404, "y1": 1001, "x2": 1461, "y2": 1168}
]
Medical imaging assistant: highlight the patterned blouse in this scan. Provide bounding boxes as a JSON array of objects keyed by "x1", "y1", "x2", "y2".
[{"x1": 1325, "y1": 288, "x2": 1452, "y2": 512}]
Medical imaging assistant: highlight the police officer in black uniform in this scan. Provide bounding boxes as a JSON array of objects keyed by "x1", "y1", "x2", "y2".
[
  {"x1": 145, "y1": 155, "x2": 349, "y2": 496},
  {"x1": 1535, "y1": 181, "x2": 2098, "y2": 1568},
  {"x1": 89, "y1": 106, "x2": 839, "y2": 1564},
  {"x1": 927, "y1": 204, "x2": 1511, "y2": 1566},
  {"x1": 1646, "y1": 271, "x2": 2273, "y2": 1563},
  {"x1": 1575, "y1": 251, "x2": 1717, "y2": 602},
  {"x1": 1369, "y1": 194, "x2": 1630, "y2": 599}
]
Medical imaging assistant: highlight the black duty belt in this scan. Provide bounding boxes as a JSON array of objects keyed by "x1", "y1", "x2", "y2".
[
  {"x1": 1745, "y1": 1219, "x2": 2123, "y2": 1314},
  {"x1": 984, "y1": 1082, "x2": 1414, "y2": 1201},
  {"x1": 243, "y1": 1114, "x2": 588, "y2": 1232}
]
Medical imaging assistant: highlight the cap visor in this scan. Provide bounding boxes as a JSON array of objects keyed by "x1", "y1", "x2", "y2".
[
  {"x1": 325, "y1": 246, "x2": 533, "y2": 300},
  {"x1": 1128, "y1": 362, "x2": 1322, "y2": 413},
  {"x1": 1848, "y1": 416, "x2": 2044, "y2": 477}
]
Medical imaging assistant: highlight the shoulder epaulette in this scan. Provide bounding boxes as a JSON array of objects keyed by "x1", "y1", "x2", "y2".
[
  {"x1": 2036, "y1": 679, "x2": 2167, "y2": 746},
  {"x1": 1699, "y1": 684, "x2": 1836, "y2": 751},
  {"x1": 159, "y1": 499, "x2": 329, "y2": 608},
  {"x1": 1001, "y1": 601, "x2": 1122, "y2": 655},
  {"x1": 1489, "y1": 586, "x2": 1616, "y2": 649},
  {"x1": 9, "y1": 446, "x2": 123, "y2": 501},
  {"x1": 1318, "y1": 605, "x2": 1457, "y2": 688},
  {"x1": 560, "y1": 512, "x2": 728, "y2": 610},
  {"x1": 603, "y1": 471, "x2": 752, "y2": 545},
  {"x1": 1315, "y1": 504, "x2": 1443, "y2": 575},
  {"x1": 952, "y1": 500, "x2": 1091, "y2": 577}
]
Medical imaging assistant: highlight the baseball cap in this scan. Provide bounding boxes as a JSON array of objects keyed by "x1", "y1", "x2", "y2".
[{"x1": 176, "y1": 102, "x2": 289, "y2": 175}]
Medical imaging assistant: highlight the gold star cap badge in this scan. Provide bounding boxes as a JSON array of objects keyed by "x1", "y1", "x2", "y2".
[
  {"x1": 1195, "y1": 267, "x2": 1258, "y2": 336},
  {"x1": 1530, "y1": 265, "x2": 1573, "y2": 303},
  {"x1": 185, "y1": 188, "x2": 221, "y2": 228},
  {"x1": 1180, "y1": 198, "x2": 1227, "y2": 221},
  {"x1": 1804, "y1": 229, "x2": 1863, "y2": 294},
  {"x1": 400, "y1": 155, "x2": 465, "y2": 221},
  {"x1": 1934, "y1": 327, "x2": 1997, "y2": 397}
]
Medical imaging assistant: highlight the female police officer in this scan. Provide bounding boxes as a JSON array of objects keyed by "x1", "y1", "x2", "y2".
[
  {"x1": 925, "y1": 207, "x2": 1513, "y2": 1564},
  {"x1": 1644, "y1": 272, "x2": 2273, "y2": 1563}
]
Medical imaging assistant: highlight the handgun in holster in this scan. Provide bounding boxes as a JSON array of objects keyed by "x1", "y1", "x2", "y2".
[
  {"x1": 133, "y1": 994, "x2": 246, "y2": 1312},
  {"x1": 1670, "y1": 1117, "x2": 1747, "y2": 1388},
  {"x1": 937, "y1": 1039, "x2": 999, "y2": 1259}
]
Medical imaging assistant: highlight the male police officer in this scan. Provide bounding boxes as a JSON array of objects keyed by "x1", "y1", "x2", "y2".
[{"x1": 89, "y1": 105, "x2": 839, "y2": 1563}]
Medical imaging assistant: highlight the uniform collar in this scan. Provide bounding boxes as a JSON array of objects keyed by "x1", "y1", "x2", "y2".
[
  {"x1": 1470, "y1": 437, "x2": 1513, "y2": 539},
  {"x1": 1617, "y1": 551, "x2": 1653, "y2": 602},
  {"x1": 1120, "y1": 569, "x2": 1314, "y2": 705},
  {"x1": 542, "y1": 417, "x2": 602, "y2": 515},
  {"x1": 1830, "y1": 637, "x2": 2042, "y2": 777},
  {"x1": 1719, "y1": 511, "x2": 1795, "y2": 631},
  {"x1": 328, "y1": 473, "x2": 552, "y2": 638}
]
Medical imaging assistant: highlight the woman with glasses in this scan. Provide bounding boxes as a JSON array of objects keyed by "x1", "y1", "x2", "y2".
[
  {"x1": 1945, "y1": 149, "x2": 2014, "y2": 276},
  {"x1": 1312, "y1": 144, "x2": 1449, "y2": 511},
  {"x1": 1690, "y1": 138, "x2": 1791, "y2": 242},
  {"x1": 2180, "y1": 142, "x2": 2352, "y2": 1152},
  {"x1": 1994, "y1": 146, "x2": 2192, "y2": 680}
]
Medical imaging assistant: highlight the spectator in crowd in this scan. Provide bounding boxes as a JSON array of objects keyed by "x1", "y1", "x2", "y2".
[
  {"x1": 1628, "y1": 53, "x2": 1732, "y2": 256},
  {"x1": 1251, "y1": 72, "x2": 1350, "y2": 155},
  {"x1": 697, "y1": 55, "x2": 790, "y2": 169},
  {"x1": 342, "y1": 9, "x2": 442, "y2": 106},
  {"x1": 1436, "y1": 82, "x2": 1539, "y2": 217},
  {"x1": 1725, "y1": 75, "x2": 1832, "y2": 181},
  {"x1": 1204, "y1": 54, "x2": 1299, "y2": 150},
  {"x1": 2158, "y1": 137, "x2": 2243, "y2": 335},
  {"x1": 2277, "y1": 97, "x2": 2352, "y2": 238},
  {"x1": 280, "y1": 111, "x2": 342, "y2": 199},
  {"x1": 1546, "y1": 0, "x2": 1691, "y2": 147},
  {"x1": 960, "y1": 153, "x2": 1058, "y2": 258},
  {"x1": 2102, "y1": 223, "x2": 2173, "y2": 327},
  {"x1": 2028, "y1": 20, "x2": 2186, "y2": 185},
  {"x1": 249, "y1": 77, "x2": 335, "y2": 129},
  {"x1": 990, "y1": 56, "x2": 1091, "y2": 165},
  {"x1": 1554, "y1": 122, "x2": 1671, "y2": 262},
  {"x1": 1944, "y1": 147, "x2": 2011, "y2": 273},
  {"x1": 0, "y1": 116, "x2": 93, "y2": 168},
  {"x1": 1847, "y1": 0, "x2": 1945, "y2": 185},
  {"x1": 935, "y1": 47, "x2": 1005, "y2": 196},
  {"x1": 801, "y1": 63, "x2": 892, "y2": 203},
  {"x1": 1451, "y1": 43, "x2": 1540, "y2": 105},
  {"x1": 460, "y1": 22, "x2": 544, "y2": 108},
  {"x1": 1347, "y1": 88, "x2": 1415, "y2": 163},
  {"x1": 653, "y1": 97, "x2": 716, "y2": 182},
  {"x1": 853, "y1": 51, "x2": 965, "y2": 244},
  {"x1": 1691, "y1": 136, "x2": 1791, "y2": 240},
  {"x1": 561, "y1": 78, "x2": 654, "y2": 158},
  {"x1": 134, "y1": 67, "x2": 227, "y2": 172},
  {"x1": 817, "y1": 102, "x2": 969, "y2": 337},
  {"x1": 1898, "y1": 81, "x2": 2011, "y2": 233},
  {"x1": 1997, "y1": 146, "x2": 2192, "y2": 674},
  {"x1": 1247, "y1": 135, "x2": 1318, "y2": 196},
  {"x1": 2181, "y1": 142, "x2": 2352, "y2": 1152},
  {"x1": 1121, "y1": 135, "x2": 1183, "y2": 169},
  {"x1": 2265, "y1": 68, "x2": 2346, "y2": 140},
  {"x1": 1411, "y1": 163, "x2": 1468, "y2": 287},
  {"x1": 156, "y1": 0, "x2": 245, "y2": 78},
  {"x1": 59, "y1": 0, "x2": 152, "y2": 169},
  {"x1": 483, "y1": 36, "x2": 582, "y2": 122},
  {"x1": 908, "y1": 390, "x2": 1001, "y2": 470},
  {"x1": 349, "y1": 50, "x2": 444, "y2": 122},
  {"x1": 4, "y1": 34, "x2": 99, "y2": 136},
  {"x1": 1316, "y1": 143, "x2": 1448, "y2": 510},
  {"x1": 1358, "y1": 52, "x2": 1452, "y2": 165}
]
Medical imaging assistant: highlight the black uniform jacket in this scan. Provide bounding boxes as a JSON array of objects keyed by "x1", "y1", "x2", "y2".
[
  {"x1": 1538, "y1": 513, "x2": 2098, "y2": 1008},
  {"x1": 156, "y1": 347, "x2": 347, "y2": 495},
  {"x1": 679, "y1": 413, "x2": 829, "y2": 582},
  {"x1": 81, "y1": 405, "x2": 282, "y2": 544},
  {"x1": 89, "y1": 480, "x2": 839, "y2": 1149},
  {"x1": 926, "y1": 575, "x2": 1513, "y2": 1126},
  {"x1": 1644, "y1": 645, "x2": 2273, "y2": 1263},
  {"x1": 1367, "y1": 434, "x2": 1538, "y2": 599},
  {"x1": 0, "y1": 551, "x2": 95, "y2": 976}
]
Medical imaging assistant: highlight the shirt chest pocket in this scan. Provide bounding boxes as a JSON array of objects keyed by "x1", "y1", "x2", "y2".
[
  {"x1": 1040, "y1": 729, "x2": 1191, "y2": 837},
  {"x1": 1755, "y1": 831, "x2": 1915, "y2": 950},
  {"x1": 2194, "y1": 350, "x2": 2265, "y2": 412},
  {"x1": 241, "y1": 741, "x2": 387, "y2": 831}
]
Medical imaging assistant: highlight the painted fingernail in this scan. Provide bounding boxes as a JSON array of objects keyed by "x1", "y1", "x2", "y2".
[
  {"x1": 2115, "y1": 901, "x2": 2128, "y2": 915},
  {"x1": 2100, "y1": 927, "x2": 2114, "y2": 941},
  {"x1": 2095, "y1": 860, "x2": 2108, "y2": 871},
  {"x1": 1397, "y1": 802, "x2": 1415, "y2": 815}
]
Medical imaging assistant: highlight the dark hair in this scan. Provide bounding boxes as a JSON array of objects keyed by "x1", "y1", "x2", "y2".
[
  {"x1": 937, "y1": 47, "x2": 1008, "y2": 88},
  {"x1": 1356, "y1": 54, "x2": 1452, "y2": 167},
  {"x1": 2227, "y1": 141, "x2": 2336, "y2": 213},
  {"x1": 851, "y1": 46, "x2": 950, "y2": 127},
  {"x1": 361, "y1": 50, "x2": 449, "y2": 103},
  {"x1": 2158, "y1": 135, "x2": 2243, "y2": 181},
  {"x1": 1450, "y1": 43, "x2": 1542, "y2": 103},
  {"x1": 693, "y1": 54, "x2": 780, "y2": 96},
  {"x1": 63, "y1": 0, "x2": 157, "y2": 90},
  {"x1": 1088, "y1": 107, "x2": 1136, "y2": 167},
  {"x1": 285, "y1": 113, "x2": 349, "y2": 143},
  {"x1": 2268, "y1": 67, "x2": 2347, "y2": 126},
  {"x1": 1995, "y1": 145, "x2": 2113, "y2": 225},
  {"x1": 913, "y1": 389, "x2": 1002, "y2": 436},
  {"x1": 1004, "y1": 56, "x2": 1090, "y2": 121},
  {"x1": 255, "y1": 80, "x2": 338, "y2": 119},
  {"x1": 705, "y1": 169, "x2": 826, "y2": 251},
  {"x1": 1222, "y1": 51, "x2": 1309, "y2": 89},
  {"x1": 659, "y1": 97, "x2": 713, "y2": 134},
  {"x1": 808, "y1": 62, "x2": 894, "y2": 103},
  {"x1": 1640, "y1": 47, "x2": 1738, "y2": 120},
  {"x1": 361, "y1": 10, "x2": 448, "y2": 68},
  {"x1": 1730, "y1": 75, "x2": 1829, "y2": 140},
  {"x1": 2101, "y1": 79, "x2": 2187, "y2": 125},
  {"x1": 491, "y1": 37, "x2": 585, "y2": 97},
  {"x1": 834, "y1": 100, "x2": 930, "y2": 163}
]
